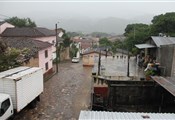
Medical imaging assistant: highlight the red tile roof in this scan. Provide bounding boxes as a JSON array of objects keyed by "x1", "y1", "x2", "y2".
[
  {"x1": 0, "y1": 37, "x2": 52, "y2": 57},
  {"x1": 1, "y1": 27, "x2": 55, "y2": 37}
]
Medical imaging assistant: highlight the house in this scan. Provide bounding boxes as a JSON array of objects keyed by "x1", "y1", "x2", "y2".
[
  {"x1": 135, "y1": 36, "x2": 175, "y2": 101},
  {"x1": 1, "y1": 27, "x2": 59, "y2": 60},
  {"x1": 0, "y1": 37, "x2": 53, "y2": 76},
  {"x1": 135, "y1": 36, "x2": 175, "y2": 76},
  {"x1": 82, "y1": 49, "x2": 111, "y2": 67},
  {"x1": 71, "y1": 36, "x2": 96, "y2": 54},
  {"x1": 0, "y1": 21, "x2": 14, "y2": 34}
]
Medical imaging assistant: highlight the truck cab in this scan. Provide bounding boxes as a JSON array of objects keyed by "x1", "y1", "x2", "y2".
[{"x1": 0, "y1": 93, "x2": 14, "y2": 120}]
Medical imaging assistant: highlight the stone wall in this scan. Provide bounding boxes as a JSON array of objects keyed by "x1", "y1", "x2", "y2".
[
  {"x1": 23, "y1": 56, "x2": 39, "y2": 67},
  {"x1": 60, "y1": 47, "x2": 70, "y2": 61}
]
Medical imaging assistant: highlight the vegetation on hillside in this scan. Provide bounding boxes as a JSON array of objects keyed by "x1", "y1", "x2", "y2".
[
  {"x1": 90, "y1": 32, "x2": 111, "y2": 38},
  {"x1": 5, "y1": 16, "x2": 36, "y2": 27},
  {"x1": 122, "y1": 12, "x2": 175, "y2": 54}
]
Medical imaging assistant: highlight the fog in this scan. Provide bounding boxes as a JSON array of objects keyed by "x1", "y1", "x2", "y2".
[{"x1": 1, "y1": 1, "x2": 175, "y2": 34}]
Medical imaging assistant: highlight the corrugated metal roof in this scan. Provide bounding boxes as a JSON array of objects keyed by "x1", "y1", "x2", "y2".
[
  {"x1": 135, "y1": 44, "x2": 156, "y2": 49},
  {"x1": 79, "y1": 111, "x2": 175, "y2": 120},
  {"x1": 151, "y1": 36, "x2": 175, "y2": 47},
  {"x1": 151, "y1": 76, "x2": 175, "y2": 97}
]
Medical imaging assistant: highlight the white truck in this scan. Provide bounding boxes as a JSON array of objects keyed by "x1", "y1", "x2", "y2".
[{"x1": 0, "y1": 67, "x2": 44, "y2": 120}]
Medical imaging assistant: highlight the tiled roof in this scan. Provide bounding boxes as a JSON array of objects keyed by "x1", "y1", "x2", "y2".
[
  {"x1": 0, "y1": 37, "x2": 52, "y2": 57},
  {"x1": 81, "y1": 43, "x2": 91, "y2": 49},
  {"x1": 1, "y1": 27, "x2": 55, "y2": 37}
]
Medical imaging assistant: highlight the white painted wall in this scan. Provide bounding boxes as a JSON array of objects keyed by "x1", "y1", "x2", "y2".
[{"x1": 38, "y1": 47, "x2": 53, "y2": 73}]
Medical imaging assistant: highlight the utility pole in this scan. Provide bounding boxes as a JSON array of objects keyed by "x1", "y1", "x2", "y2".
[
  {"x1": 105, "y1": 47, "x2": 108, "y2": 58},
  {"x1": 127, "y1": 48, "x2": 130, "y2": 77},
  {"x1": 55, "y1": 23, "x2": 59, "y2": 73},
  {"x1": 98, "y1": 50, "x2": 101, "y2": 75}
]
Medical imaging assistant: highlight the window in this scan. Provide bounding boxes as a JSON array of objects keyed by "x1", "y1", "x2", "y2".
[
  {"x1": 52, "y1": 40, "x2": 55, "y2": 46},
  {"x1": 45, "y1": 50, "x2": 48, "y2": 58},
  {"x1": 0, "y1": 98, "x2": 11, "y2": 117},
  {"x1": 45, "y1": 62, "x2": 49, "y2": 70}
]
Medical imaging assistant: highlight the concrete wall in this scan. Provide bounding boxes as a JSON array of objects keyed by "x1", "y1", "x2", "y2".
[
  {"x1": 23, "y1": 56, "x2": 39, "y2": 67},
  {"x1": 92, "y1": 77, "x2": 175, "y2": 112},
  {"x1": 60, "y1": 47, "x2": 70, "y2": 61},
  {"x1": 107, "y1": 81, "x2": 175, "y2": 112},
  {"x1": 160, "y1": 45, "x2": 175, "y2": 76},
  {"x1": 82, "y1": 53, "x2": 97, "y2": 66}
]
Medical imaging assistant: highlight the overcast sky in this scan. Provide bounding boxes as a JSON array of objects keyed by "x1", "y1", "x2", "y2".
[{"x1": 1, "y1": 1, "x2": 175, "y2": 33}]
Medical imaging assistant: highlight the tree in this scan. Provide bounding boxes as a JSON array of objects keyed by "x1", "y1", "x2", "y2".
[
  {"x1": 0, "y1": 47, "x2": 21, "y2": 72},
  {"x1": 111, "y1": 41, "x2": 125, "y2": 53},
  {"x1": 67, "y1": 32, "x2": 83, "y2": 37},
  {"x1": 124, "y1": 23, "x2": 149, "y2": 36},
  {"x1": 150, "y1": 12, "x2": 175, "y2": 36},
  {"x1": 90, "y1": 32, "x2": 111, "y2": 38},
  {"x1": 70, "y1": 43, "x2": 79, "y2": 58},
  {"x1": 99, "y1": 37, "x2": 112, "y2": 47},
  {"x1": 5, "y1": 16, "x2": 36, "y2": 27},
  {"x1": 62, "y1": 33, "x2": 72, "y2": 47},
  {"x1": 124, "y1": 23, "x2": 150, "y2": 51},
  {"x1": 0, "y1": 40, "x2": 30, "y2": 72},
  {"x1": 0, "y1": 39, "x2": 7, "y2": 53}
]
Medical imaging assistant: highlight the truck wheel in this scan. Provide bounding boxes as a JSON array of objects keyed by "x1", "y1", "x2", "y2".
[
  {"x1": 29, "y1": 99, "x2": 37, "y2": 109},
  {"x1": 8, "y1": 114, "x2": 14, "y2": 120},
  {"x1": 37, "y1": 95, "x2": 40, "y2": 102}
]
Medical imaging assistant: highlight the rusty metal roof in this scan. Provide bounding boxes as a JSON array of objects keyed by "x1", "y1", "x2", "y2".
[
  {"x1": 79, "y1": 111, "x2": 175, "y2": 120},
  {"x1": 151, "y1": 36, "x2": 175, "y2": 47},
  {"x1": 151, "y1": 76, "x2": 175, "y2": 96}
]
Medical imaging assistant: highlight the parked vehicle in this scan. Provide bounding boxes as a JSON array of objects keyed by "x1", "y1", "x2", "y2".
[
  {"x1": 72, "y1": 57, "x2": 80, "y2": 63},
  {"x1": 0, "y1": 67, "x2": 43, "y2": 120}
]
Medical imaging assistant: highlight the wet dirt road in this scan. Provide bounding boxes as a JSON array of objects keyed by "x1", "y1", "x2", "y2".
[{"x1": 14, "y1": 61, "x2": 92, "y2": 120}]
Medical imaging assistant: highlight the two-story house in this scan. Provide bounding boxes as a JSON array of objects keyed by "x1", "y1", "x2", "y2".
[
  {"x1": 1, "y1": 37, "x2": 53, "y2": 76},
  {"x1": 1, "y1": 27, "x2": 58, "y2": 60}
]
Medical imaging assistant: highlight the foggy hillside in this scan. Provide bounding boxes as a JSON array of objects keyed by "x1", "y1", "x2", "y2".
[
  {"x1": 36, "y1": 15, "x2": 153, "y2": 35},
  {"x1": 58, "y1": 17, "x2": 133, "y2": 34}
]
